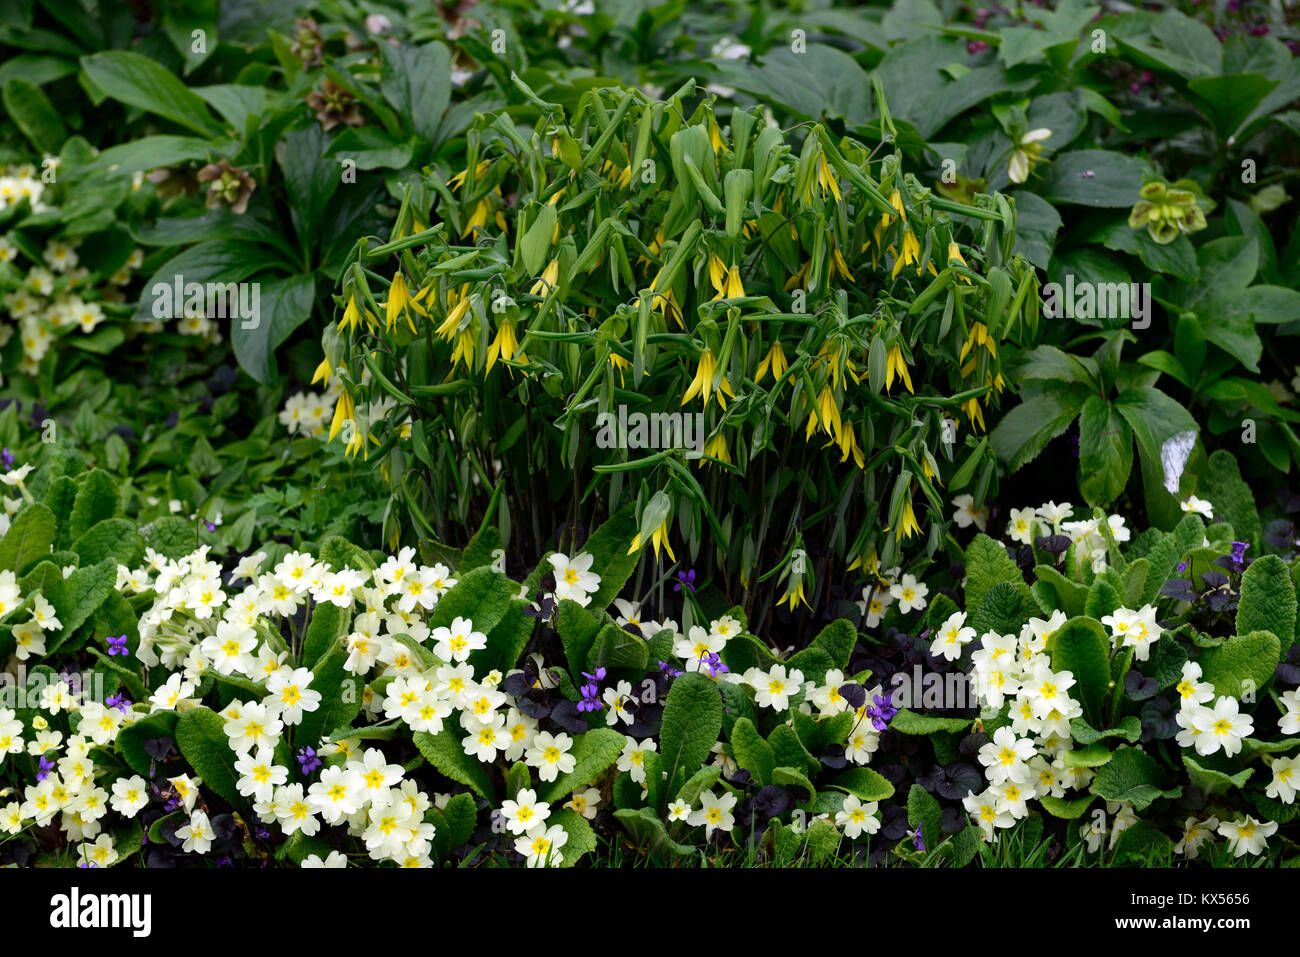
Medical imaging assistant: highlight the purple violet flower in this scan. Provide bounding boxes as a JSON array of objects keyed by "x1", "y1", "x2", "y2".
[
  {"x1": 674, "y1": 569, "x2": 696, "y2": 594},
  {"x1": 0, "y1": 448, "x2": 12, "y2": 470},
  {"x1": 37, "y1": 755, "x2": 55, "y2": 782},
  {"x1": 296, "y1": 746, "x2": 322, "y2": 776},
  {"x1": 106, "y1": 633, "x2": 129, "y2": 657}
]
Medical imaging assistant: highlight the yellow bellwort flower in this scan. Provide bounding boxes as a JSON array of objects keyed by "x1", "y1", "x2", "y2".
[
  {"x1": 450, "y1": 328, "x2": 476, "y2": 372},
  {"x1": 701, "y1": 433, "x2": 731, "y2": 469},
  {"x1": 310, "y1": 356, "x2": 332, "y2": 386},
  {"x1": 897, "y1": 500, "x2": 922, "y2": 540},
  {"x1": 947, "y1": 242, "x2": 973, "y2": 284},
  {"x1": 338, "y1": 293, "x2": 375, "y2": 334},
  {"x1": 837, "y1": 422, "x2": 865, "y2": 469},
  {"x1": 384, "y1": 271, "x2": 424, "y2": 334},
  {"x1": 627, "y1": 521, "x2": 676, "y2": 563},
  {"x1": 328, "y1": 389, "x2": 355, "y2": 442},
  {"x1": 815, "y1": 384, "x2": 843, "y2": 446},
  {"x1": 530, "y1": 259, "x2": 560, "y2": 298},
  {"x1": 681, "y1": 348, "x2": 734, "y2": 410},
  {"x1": 884, "y1": 344, "x2": 914, "y2": 394},
  {"x1": 963, "y1": 396, "x2": 986, "y2": 432},
  {"x1": 781, "y1": 577, "x2": 808, "y2": 611},
  {"x1": 485, "y1": 319, "x2": 521, "y2": 375},
  {"x1": 891, "y1": 228, "x2": 922, "y2": 279},
  {"x1": 817, "y1": 153, "x2": 842, "y2": 203},
  {"x1": 608, "y1": 352, "x2": 631, "y2": 386},
  {"x1": 435, "y1": 291, "x2": 472, "y2": 342},
  {"x1": 755, "y1": 341, "x2": 788, "y2": 383}
]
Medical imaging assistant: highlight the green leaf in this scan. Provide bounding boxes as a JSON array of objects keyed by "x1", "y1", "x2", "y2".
[
  {"x1": 1198, "y1": 629, "x2": 1281, "y2": 699},
  {"x1": 1033, "y1": 565, "x2": 1088, "y2": 618},
  {"x1": 550, "y1": 807, "x2": 597, "y2": 866},
  {"x1": 829, "y1": 766, "x2": 895, "y2": 802},
  {"x1": 1036, "y1": 150, "x2": 1148, "y2": 207},
  {"x1": 537, "y1": 727, "x2": 625, "y2": 804},
  {"x1": 1237, "y1": 555, "x2": 1296, "y2": 647},
  {"x1": 430, "y1": 791, "x2": 477, "y2": 859},
  {"x1": 413, "y1": 728, "x2": 495, "y2": 801},
  {"x1": 1062, "y1": 743, "x2": 1112, "y2": 768},
  {"x1": 115, "y1": 711, "x2": 179, "y2": 777},
  {"x1": 989, "y1": 387, "x2": 1087, "y2": 471},
  {"x1": 586, "y1": 622, "x2": 649, "y2": 673},
  {"x1": 658, "y1": 672, "x2": 723, "y2": 802},
  {"x1": 1039, "y1": 793, "x2": 1095, "y2": 819},
  {"x1": 301, "y1": 603, "x2": 345, "y2": 669},
  {"x1": 1186, "y1": 73, "x2": 1279, "y2": 142},
  {"x1": 1110, "y1": 820, "x2": 1173, "y2": 865},
  {"x1": 1045, "y1": 617, "x2": 1112, "y2": 727},
  {"x1": 1077, "y1": 396, "x2": 1132, "y2": 508},
  {"x1": 969, "y1": 580, "x2": 1028, "y2": 637},
  {"x1": 1199, "y1": 450, "x2": 1261, "y2": 551},
  {"x1": 48, "y1": 558, "x2": 116, "y2": 652},
  {"x1": 0, "y1": 503, "x2": 56, "y2": 574},
  {"x1": 174, "y1": 706, "x2": 243, "y2": 807},
  {"x1": 142, "y1": 516, "x2": 197, "y2": 561},
  {"x1": 72, "y1": 518, "x2": 144, "y2": 568},
  {"x1": 888, "y1": 709, "x2": 973, "y2": 734},
  {"x1": 232, "y1": 273, "x2": 316, "y2": 387},
  {"x1": 556, "y1": 599, "x2": 602, "y2": 679},
  {"x1": 80, "y1": 51, "x2": 220, "y2": 136},
  {"x1": 907, "y1": 782, "x2": 943, "y2": 851},
  {"x1": 1090, "y1": 746, "x2": 1181, "y2": 810},
  {"x1": 580, "y1": 504, "x2": 641, "y2": 610},
  {"x1": 614, "y1": 807, "x2": 695, "y2": 858},
  {"x1": 68, "y1": 469, "x2": 118, "y2": 540},
  {"x1": 378, "y1": 41, "x2": 451, "y2": 142},
  {"x1": 728, "y1": 717, "x2": 776, "y2": 786},
  {"x1": 3, "y1": 76, "x2": 66, "y2": 153},
  {"x1": 1182, "y1": 753, "x2": 1253, "y2": 797},
  {"x1": 428, "y1": 566, "x2": 518, "y2": 636},
  {"x1": 964, "y1": 533, "x2": 1029, "y2": 610},
  {"x1": 506, "y1": 762, "x2": 531, "y2": 798},
  {"x1": 1069, "y1": 715, "x2": 1142, "y2": 745},
  {"x1": 473, "y1": 600, "x2": 535, "y2": 675},
  {"x1": 811, "y1": 619, "x2": 858, "y2": 671}
]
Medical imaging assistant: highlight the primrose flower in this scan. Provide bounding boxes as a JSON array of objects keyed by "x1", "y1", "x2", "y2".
[{"x1": 549, "y1": 552, "x2": 600, "y2": 606}]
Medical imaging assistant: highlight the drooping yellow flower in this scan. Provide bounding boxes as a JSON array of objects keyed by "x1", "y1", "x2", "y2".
[
  {"x1": 959, "y1": 321, "x2": 996, "y2": 363},
  {"x1": 530, "y1": 259, "x2": 560, "y2": 298},
  {"x1": 884, "y1": 344, "x2": 914, "y2": 394},
  {"x1": 485, "y1": 319, "x2": 521, "y2": 374},
  {"x1": 384, "y1": 270, "x2": 424, "y2": 333},
  {"x1": 338, "y1": 293, "x2": 376, "y2": 334},
  {"x1": 814, "y1": 384, "x2": 843, "y2": 445},
  {"x1": 608, "y1": 352, "x2": 631, "y2": 385},
  {"x1": 708, "y1": 255, "x2": 745, "y2": 300},
  {"x1": 948, "y1": 242, "x2": 973, "y2": 284},
  {"x1": 627, "y1": 521, "x2": 675, "y2": 562},
  {"x1": 311, "y1": 356, "x2": 332, "y2": 386},
  {"x1": 818, "y1": 153, "x2": 841, "y2": 203},
  {"x1": 831, "y1": 247, "x2": 852, "y2": 282},
  {"x1": 435, "y1": 295, "x2": 472, "y2": 341},
  {"x1": 448, "y1": 160, "x2": 490, "y2": 191},
  {"x1": 328, "y1": 389, "x2": 355, "y2": 442},
  {"x1": 837, "y1": 422, "x2": 865, "y2": 469},
  {"x1": 344, "y1": 422, "x2": 366, "y2": 460},
  {"x1": 450, "y1": 328, "x2": 476, "y2": 372},
  {"x1": 891, "y1": 228, "x2": 921, "y2": 279},
  {"x1": 700, "y1": 433, "x2": 731, "y2": 469},
  {"x1": 781, "y1": 578, "x2": 808, "y2": 611},
  {"x1": 755, "y1": 341, "x2": 788, "y2": 383},
  {"x1": 897, "y1": 499, "x2": 922, "y2": 540},
  {"x1": 681, "y1": 348, "x2": 734, "y2": 410},
  {"x1": 963, "y1": 396, "x2": 986, "y2": 432},
  {"x1": 462, "y1": 198, "x2": 490, "y2": 238}
]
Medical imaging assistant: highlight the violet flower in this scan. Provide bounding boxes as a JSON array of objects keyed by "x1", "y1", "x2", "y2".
[
  {"x1": 674, "y1": 569, "x2": 696, "y2": 594},
  {"x1": 106, "y1": 634, "x2": 129, "y2": 657},
  {"x1": 296, "y1": 747, "x2": 322, "y2": 776}
]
